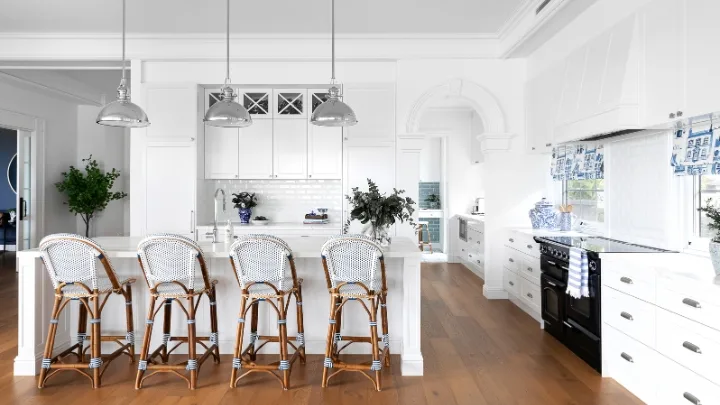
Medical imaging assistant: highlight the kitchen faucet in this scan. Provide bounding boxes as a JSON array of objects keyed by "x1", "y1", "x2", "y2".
[{"x1": 212, "y1": 188, "x2": 226, "y2": 243}]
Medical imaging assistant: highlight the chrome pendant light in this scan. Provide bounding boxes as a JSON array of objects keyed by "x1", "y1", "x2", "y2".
[
  {"x1": 203, "y1": 0, "x2": 252, "y2": 128},
  {"x1": 310, "y1": 0, "x2": 358, "y2": 127},
  {"x1": 96, "y1": 0, "x2": 150, "y2": 128}
]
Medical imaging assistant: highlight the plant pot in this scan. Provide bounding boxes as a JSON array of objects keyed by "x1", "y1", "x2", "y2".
[
  {"x1": 709, "y1": 241, "x2": 720, "y2": 276},
  {"x1": 238, "y1": 208, "x2": 252, "y2": 224},
  {"x1": 362, "y1": 223, "x2": 391, "y2": 247}
]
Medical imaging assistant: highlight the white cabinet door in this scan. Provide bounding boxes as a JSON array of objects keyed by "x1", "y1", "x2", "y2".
[
  {"x1": 146, "y1": 142, "x2": 196, "y2": 237},
  {"x1": 419, "y1": 137, "x2": 441, "y2": 182},
  {"x1": 204, "y1": 126, "x2": 238, "y2": 179},
  {"x1": 686, "y1": 0, "x2": 720, "y2": 118},
  {"x1": 526, "y1": 65, "x2": 563, "y2": 154},
  {"x1": 642, "y1": 0, "x2": 686, "y2": 125},
  {"x1": 145, "y1": 84, "x2": 198, "y2": 141},
  {"x1": 343, "y1": 84, "x2": 395, "y2": 142},
  {"x1": 308, "y1": 125, "x2": 342, "y2": 179},
  {"x1": 238, "y1": 119, "x2": 274, "y2": 179},
  {"x1": 273, "y1": 89, "x2": 307, "y2": 119},
  {"x1": 273, "y1": 119, "x2": 307, "y2": 179}
]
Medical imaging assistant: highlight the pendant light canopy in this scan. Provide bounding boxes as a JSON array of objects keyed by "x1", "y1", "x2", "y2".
[
  {"x1": 203, "y1": 0, "x2": 252, "y2": 128},
  {"x1": 96, "y1": 0, "x2": 150, "y2": 128},
  {"x1": 310, "y1": 0, "x2": 358, "y2": 127}
]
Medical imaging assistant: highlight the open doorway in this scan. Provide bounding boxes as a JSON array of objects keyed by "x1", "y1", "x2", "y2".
[{"x1": 0, "y1": 126, "x2": 34, "y2": 259}]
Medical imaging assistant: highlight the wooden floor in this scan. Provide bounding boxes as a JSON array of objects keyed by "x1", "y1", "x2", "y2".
[{"x1": 0, "y1": 254, "x2": 643, "y2": 404}]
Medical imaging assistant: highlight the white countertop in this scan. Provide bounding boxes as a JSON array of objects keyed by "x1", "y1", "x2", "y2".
[
  {"x1": 18, "y1": 236, "x2": 421, "y2": 259},
  {"x1": 456, "y1": 213, "x2": 485, "y2": 222},
  {"x1": 513, "y1": 228, "x2": 590, "y2": 237},
  {"x1": 198, "y1": 221, "x2": 342, "y2": 230}
]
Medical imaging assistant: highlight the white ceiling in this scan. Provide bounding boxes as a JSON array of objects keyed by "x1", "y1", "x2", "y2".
[{"x1": 0, "y1": 0, "x2": 528, "y2": 35}]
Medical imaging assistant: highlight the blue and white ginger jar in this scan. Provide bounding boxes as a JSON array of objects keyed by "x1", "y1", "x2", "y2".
[{"x1": 529, "y1": 198, "x2": 558, "y2": 229}]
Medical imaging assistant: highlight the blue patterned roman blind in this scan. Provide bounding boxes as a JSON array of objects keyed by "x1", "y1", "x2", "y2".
[
  {"x1": 550, "y1": 144, "x2": 605, "y2": 181},
  {"x1": 671, "y1": 122, "x2": 719, "y2": 175}
]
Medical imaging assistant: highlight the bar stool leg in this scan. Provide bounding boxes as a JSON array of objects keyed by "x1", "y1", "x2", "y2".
[
  {"x1": 249, "y1": 302, "x2": 259, "y2": 361},
  {"x1": 230, "y1": 296, "x2": 248, "y2": 388},
  {"x1": 161, "y1": 298, "x2": 172, "y2": 363},
  {"x1": 321, "y1": 294, "x2": 337, "y2": 388},
  {"x1": 135, "y1": 296, "x2": 158, "y2": 389},
  {"x1": 333, "y1": 296, "x2": 343, "y2": 356},
  {"x1": 76, "y1": 298, "x2": 88, "y2": 362},
  {"x1": 368, "y1": 297, "x2": 382, "y2": 391},
  {"x1": 90, "y1": 294, "x2": 101, "y2": 388},
  {"x1": 209, "y1": 286, "x2": 220, "y2": 363},
  {"x1": 277, "y1": 295, "x2": 290, "y2": 390},
  {"x1": 295, "y1": 285, "x2": 306, "y2": 364},
  {"x1": 381, "y1": 294, "x2": 391, "y2": 367},
  {"x1": 37, "y1": 295, "x2": 62, "y2": 388},
  {"x1": 124, "y1": 284, "x2": 135, "y2": 362},
  {"x1": 187, "y1": 295, "x2": 198, "y2": 390}
]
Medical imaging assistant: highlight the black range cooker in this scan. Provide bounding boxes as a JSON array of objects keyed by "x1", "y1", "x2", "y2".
[{"x1": 534, "y1": 236, "x2": 674, "y2": 372}]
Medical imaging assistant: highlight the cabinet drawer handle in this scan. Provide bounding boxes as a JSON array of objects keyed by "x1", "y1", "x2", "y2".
[
  {"x1": 683, "y1": 341, "x2": 702, "y2": 354},
  {"x1": 620, "y1": 277, "x2": 633, "y2": 284},
  {"x1": 469, "y1": 237, "x2": 473, "y2": 241},
  {"x1": 509, "y1": 238, "x2": 514, "y2": 243},
  {"x1": 683, "y1": 392, "x2": 701, "y2": 405},
  {"x1": 682, "y1": 298, "x2": 701, "y2": 308},
  {"x1": 545, "y1": 143, "x2": 552, "y2": 147},
  {"x1": 526, "y1": 266, "x2": 533, "y2": 272},
  {"x1": 477, "y1": 241, "x2": 481, "y2": 244},
  {"x1": 527, "y1": 244, "x2": 533, "y2": 249},
  {"x1": 509, "y1": 281, "x2": 514, "y2": 286},
  {"x1": 620, "y1": 352, "x2": 634, "y2": 363},
  {"x1": 526, "y1": 293, "x2": 533, "y2": 299},
  {"x1": 508, "y1": 258, "x2": 514, "y2": 263},
  {"x1": 620, "y1": 311, "x2": 633, "y2": 321}
]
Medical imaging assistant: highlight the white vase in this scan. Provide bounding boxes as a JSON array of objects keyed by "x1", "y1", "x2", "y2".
[
  {"x1": 709, "y1": 241, "x2": 720, "y2": 276},
  {"x1": 362, "y1": 223, "x2": 391, "y2": 247}
]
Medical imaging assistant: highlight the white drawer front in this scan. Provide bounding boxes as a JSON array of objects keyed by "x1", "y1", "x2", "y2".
[
  {"x1": 603, "y1": 265, "x2": 656, "y2": 304},
  {"x1": 513, "y1": 232, "x2": 540, "y2": 259},
  {"x1": 505, "y1": 270, "x2": 519, "y2": 296},
  {"x1": 657, "y1": 308, "x2": 720, "y2": 386},
  {"x1": 519, "y1": 277, "x2": 541, "y2": 312},
  {"x1": 467, "y1": 251, "x2": 484, "y2": 269},
  {"x1": 504, "y1": 247, "x2": 519, "y2": 272},
  {"x1": 604, "y1": 286, "x2": 656, "y2": 348},
  {"x1": 656, "y1": 354, "x2": 720, "y2": 405},
  {"x1": 519, "y1": 256, "x2": 540, "y2": 286},
  {"x1": 657, "y1": 286, "x2": 720, "y2": 333},
  {"x1": 603, "y1": 324, "x2": 658, "y2": 405}
]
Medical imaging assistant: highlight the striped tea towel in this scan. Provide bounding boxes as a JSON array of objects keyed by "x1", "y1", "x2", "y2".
[{"x1": 567, "y1": 247, "x2": 589, "y2": 299}]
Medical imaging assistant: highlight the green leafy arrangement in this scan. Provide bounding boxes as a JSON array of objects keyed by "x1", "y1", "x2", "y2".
[
  {"x1": 699, "y1": 198, "x2": 720, "y2": 243},
  {"x1": 425, "y1": 193, "x2": 441, "y2": 208},
  {"x1": 232, "y1": 192, "x2": 258, "y2": 209},
  {"x1": 55, "y1": 155, "x2": 127, "y2": 237},
  {"x1": 344, "y1": 178, "x2": 416, "y2": 234}
]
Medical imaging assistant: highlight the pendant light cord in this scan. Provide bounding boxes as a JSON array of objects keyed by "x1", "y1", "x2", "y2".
[
  {"x1": 226, "y1": 0, "x2": 230, "y2": 84},
  {"x1": 121, "y1": 0, "x2": 126, "y2": 81},
  {"x1": 331, "y1": 0, "x2": 335, "y2": 82}
]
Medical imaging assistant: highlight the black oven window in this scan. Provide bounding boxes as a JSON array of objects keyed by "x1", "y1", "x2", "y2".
[
  {"x1": 569, "y1": 296, "x2": 591, "y2": 318},
  {"x1": 544, "y1": 288, "x2": 561, "y2": 321}
]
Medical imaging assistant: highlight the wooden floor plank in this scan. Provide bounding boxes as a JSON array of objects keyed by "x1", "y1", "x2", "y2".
[{"x1": 0, "y1": 255, "x2": 643, "y2": 404}]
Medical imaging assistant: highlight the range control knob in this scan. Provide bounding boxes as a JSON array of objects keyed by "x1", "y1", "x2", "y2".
[
  {"x1": 589, "y1": 261, "x2": 597, "y2": 271},
  {"x1": 562, "y1": 252, "x2": 568, "y2": 260}
]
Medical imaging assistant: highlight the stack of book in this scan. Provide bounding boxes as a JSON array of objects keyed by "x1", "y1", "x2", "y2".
[{"x1": 303, "y1": 212, "x2": 329, "y2": 225}]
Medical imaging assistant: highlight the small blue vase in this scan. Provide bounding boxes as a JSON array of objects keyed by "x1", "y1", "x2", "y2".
[{"x1": 238, "y1": 208, "x2": 252, "y2": 224}]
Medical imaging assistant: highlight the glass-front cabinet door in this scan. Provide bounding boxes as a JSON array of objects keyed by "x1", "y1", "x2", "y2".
[
  {"x1": 309, "y1": 88, "x2": 330, "y2": 118},
  {"x1": 273, "y1": 89, "x2": 306, "y2": 118},
  {"x1": 239, "y1": 89, "x2": 272, "y2": 118}
]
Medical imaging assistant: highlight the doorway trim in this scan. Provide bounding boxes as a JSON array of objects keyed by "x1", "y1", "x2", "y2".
[{"x1": 0, "y1": 108, "x2": 45, "y2": 249}]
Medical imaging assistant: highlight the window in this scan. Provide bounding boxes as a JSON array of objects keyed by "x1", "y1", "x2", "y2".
[
  {"x1": 564, "y1": 179, "x2": 605, "y2": 224},
  {"x1": 692, "y1": 175, "x2": 720, "y2": 239}
]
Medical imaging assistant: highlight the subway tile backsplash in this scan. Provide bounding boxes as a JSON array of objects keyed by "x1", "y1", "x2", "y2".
[{"x1": 202, "y1": 179, "x2": 342, "y2": 225}]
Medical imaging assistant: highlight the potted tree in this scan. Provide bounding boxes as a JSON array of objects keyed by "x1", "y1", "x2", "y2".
[
  {"x1": 55, "y1": 155, "x2": 128, "y2": 237},
  {"x1": 344, "y1": 178, "x2": 416, "y2": 246},
  {"x1": 232, "y1": 192, "x2": 258, "y2": 224},
  {"x1": 700, "y1": 198, "x2": 720, "y2": 275}
]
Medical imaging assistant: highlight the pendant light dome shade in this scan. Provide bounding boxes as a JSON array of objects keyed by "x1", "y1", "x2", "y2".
[
  {"x1": 204, "y1": 86, "x2": 252, "y2": 128},
  {"x1": 97, "y1": 0, "x2": 150, "y2": 128},
  {"x1": 310, "y1": 86, "x2": 357, "y2": 127},
  {"x1": 96, "y1": 79, "x2": 149, "y2": 127}
]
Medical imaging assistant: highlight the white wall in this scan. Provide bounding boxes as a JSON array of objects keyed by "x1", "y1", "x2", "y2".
[
  {"x1": 76, "y1": 105, "x2": 129, "y2": 236},
  {"x1": 0, "y1": 77, "x2": 81, "y2": 238}
]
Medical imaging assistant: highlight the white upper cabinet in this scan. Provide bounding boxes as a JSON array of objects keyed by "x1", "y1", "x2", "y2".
[
  {"x1": 641, "y1": 0, "x2": 686, "y2": 125},
  {"x1": 343, "y1": 84, "x2": 395, "y2": 142},
  {"x1": 239, "y1": 88, "x2": 273, "y2": 119},
  {"x1": 685, "y1": 0, "x2": 720, "y2": 118},
  {"x1": 307, "y1": 89, "x2": 342, "y2": 179},
  {"x1": 273, "y1": 119, "x2": 308, "y2": 179},
  {"x1": 239, "y1": 119, "x2": 274, "y2": 179},
  {"x1": 204, "y1": 126, "x2": 239, "y2": 179},
  {"x1": 274, "y1": 89, "x2": 307, "y2": 119},
  {"x1": 419, "y1": 137, "x2": 441, "y2": 182},
  {"x1": 145, "y1": 84, "x2": 198, "y2": 141},
  {"x1": 146, "y1": 142, "x2": 196, "y2": 237},
  {"x1": 526, "y1": 65, "x2": 563, "y2": 154}
]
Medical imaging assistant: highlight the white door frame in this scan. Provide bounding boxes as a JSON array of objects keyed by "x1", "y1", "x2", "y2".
[{"x1": 0, "y1": 108, "x2": 44, "y2": 250}]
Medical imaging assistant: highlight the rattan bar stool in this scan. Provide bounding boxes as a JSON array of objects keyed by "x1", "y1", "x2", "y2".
[
  {"x1": 135, "y1": 234, "x2": 220, "y2": 390},
  {"x1": 37, "y1": 234, "x2": 136, "y2": 389},
  {"x1": 228, "y1": 235, "x2": 305, "y2": 390},
  {"x1": 320, "y1": 235, "x2": 390, "y2": 391}
]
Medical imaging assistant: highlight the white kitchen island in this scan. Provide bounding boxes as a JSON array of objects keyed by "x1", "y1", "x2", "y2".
[{"x1": 14, "y1": 236, "x2": 423, "y2": 377}]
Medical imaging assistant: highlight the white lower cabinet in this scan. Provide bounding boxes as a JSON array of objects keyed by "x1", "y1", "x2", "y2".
[
  {"x1": 604, "y1": 325, "x2": 658, "y2": 405},
  {"x1": 504, "y1": 229, "x2": 541, "y2": 323},
  {"x1": 656, "y1": 354, "x2": 720, "y2": 405}
]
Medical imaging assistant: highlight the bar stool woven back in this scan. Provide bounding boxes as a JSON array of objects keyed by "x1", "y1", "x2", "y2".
[
  {"x1": 37, "y1": 234, "x2": 136, "y2": 389},
  {"x1": 135, "y1": 233, "x2": 220, "y2": 390},
  {"x1": 228, "y1": 234, "x2": 305, "y2": 390},
  {"x1": 320, "y1": 235, "x2": 390, "y2": 391}
]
